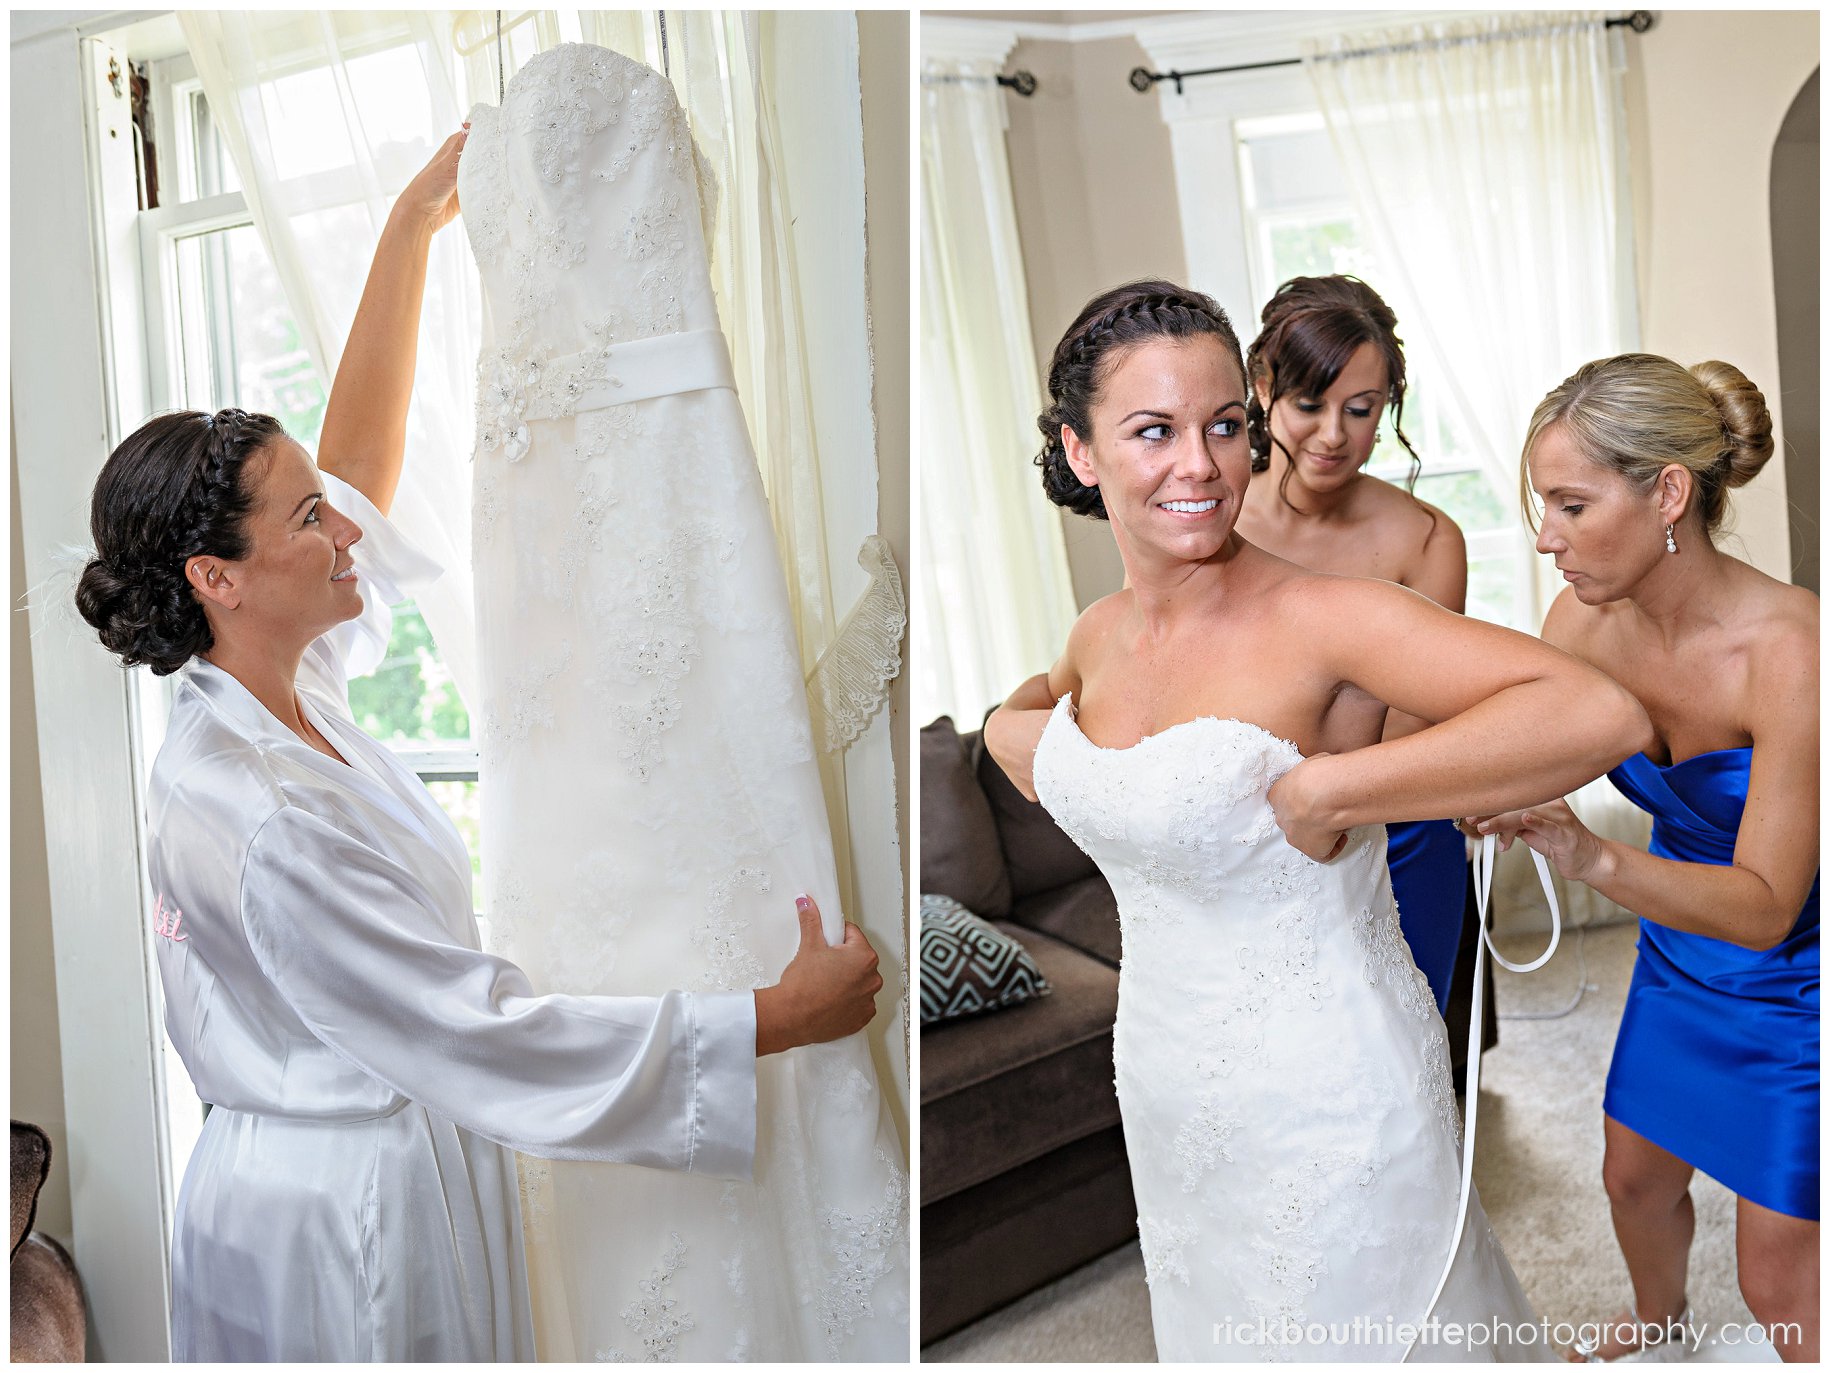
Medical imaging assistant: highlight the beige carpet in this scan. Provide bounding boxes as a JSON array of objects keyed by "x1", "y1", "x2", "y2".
[{"x1": 927, "y1": 922, "x2": 1768, "y2": 1363}]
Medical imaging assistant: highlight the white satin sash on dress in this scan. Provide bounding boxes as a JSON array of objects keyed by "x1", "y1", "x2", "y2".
[{"x1": 1404, "y1": 833, "x2": 1562, "y2": 1362}]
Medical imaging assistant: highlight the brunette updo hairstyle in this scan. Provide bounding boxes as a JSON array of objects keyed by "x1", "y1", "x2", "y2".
[
  {"x1": 75, "y1": 408, "x2": 287, "y2": 675},
  {"x1": 1245, "y1": 275, "x2": 1422, "y2": 504},
  {"x1": 1036, "y1": 280, "x2": 1247, "y2": 520},
  {"x1": 1520, "y1": 354, "x2": 1775, "y2": 537}
]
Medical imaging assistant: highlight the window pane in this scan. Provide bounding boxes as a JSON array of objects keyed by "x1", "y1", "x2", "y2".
[
  {"x1": 1469, "y1": 545, "x2": 1527, "y2": 630},
  {"x1": 1266, "y1": 216, "x2": 1377, "y2": 287},
  {"x1": 347, "y1": 599, "x2": 473, "y2": 747},
  {"x1": 1413, "y1": 468, "x2": 1509, "y2": 534},
  {"x1": 424, "y1": 779, "x2": 484, "y2": 881},
  {"x1": 188, "y1": 89, "x2": 242, "y2": 198},
  {"x1": 173, "y1": 223, "x2": 328, "y2": 444}
]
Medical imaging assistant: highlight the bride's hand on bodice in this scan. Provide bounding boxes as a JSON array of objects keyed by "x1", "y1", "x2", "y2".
[
  {"x1": 1268, "y1": 753, "x2": 1349, "y2": 861},
  {"x1": 753, "y1": 895, "x2": 882, "y2": 1055},
  {"x1": 1466, "y1": 799, "x2": 1606, "y2": 883},
  {"x1": 985, "y1": 705, "x2": 1050, "y2": 803},
  {"x1": 985, "y1": 671, "x2": 1060, "y2": 803}
]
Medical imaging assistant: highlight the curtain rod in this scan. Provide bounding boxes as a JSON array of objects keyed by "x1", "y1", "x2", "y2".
[
  {"x1": 1128, "y1": 10, "x2": 1655, "y2": 94},
  {"x1": 922, "y1": 70, "x2": 1039, "y2": 97}
]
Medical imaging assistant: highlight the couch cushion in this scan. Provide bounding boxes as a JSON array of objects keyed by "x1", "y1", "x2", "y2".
[
  {"x1": 967, "y1": 727, "x2": 1100, "y2": 899},
  {"x1": 920, "y1": 924, "x2": 1121, "y2": 1204},
  {"x1": 921, "y1": 718, "x2": 1013, "y2": 919},
  {"x1": 920, "y1": 894, "x2": 1051, "y2": 1023},
  {"x1": 1011, "y1": 875, "x2": 1122, "y2": 968}
]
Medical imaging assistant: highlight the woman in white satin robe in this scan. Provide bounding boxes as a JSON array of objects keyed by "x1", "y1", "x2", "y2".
[{"x1": 73, "y1": 130, "x2": 881, "y2": 1362}]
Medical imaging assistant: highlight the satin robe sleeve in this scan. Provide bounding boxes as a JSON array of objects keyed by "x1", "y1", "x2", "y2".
[
  {"x1": 239, "y1": 803, "x2": 758, "y2": 1176},
  {"x1": 300, "y1": 468, "x2": 446, "y2": 698}
]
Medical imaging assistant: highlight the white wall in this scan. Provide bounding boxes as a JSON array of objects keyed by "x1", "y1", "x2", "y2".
[
  {"x1": 1622, "y1": 10, "x2": 1818, "y2": 580},
  {"x1": 11, "y1": 427, "x2": 73, "y2": 1247}
]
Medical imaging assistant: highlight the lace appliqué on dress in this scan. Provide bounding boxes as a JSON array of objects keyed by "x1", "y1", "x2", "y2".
[
  {"x1": 1353, "y1": 899, "x2": 1437, "y2": 1024},
  {"x1": 816, "y1": 1154, "x2": 907, "y2": 1357},
  {"x1": 598, "y1": 1232, "x2": 694, "y2": 1363},
  {"x1": 1139, "y1": 1216, "x2": 1197, "y2": 1289},
  {"x1": 1173, "y1": 1091, "x2": 1244, "y2": 1193},
  {"x1": 483, "y1": 644, "x2": 571, "y2": 745},
  {"x1": 695, "y1": 866, "x2": 771, "y2": 992}
]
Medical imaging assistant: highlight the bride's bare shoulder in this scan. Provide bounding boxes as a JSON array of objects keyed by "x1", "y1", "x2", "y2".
[{"x1": 1059, "y1": 590, "x2": 1133, "y2": 679}]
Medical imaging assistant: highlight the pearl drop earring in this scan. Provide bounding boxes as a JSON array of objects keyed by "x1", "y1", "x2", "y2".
[{"x1": 1665, "y1": 524, "x2": 1678, "y2": 555}]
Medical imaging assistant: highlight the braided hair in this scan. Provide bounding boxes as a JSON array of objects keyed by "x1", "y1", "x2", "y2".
[
  {"x1": 1036, "y1": 280, "x2": 1247, "y2": 520},
  {"x1": 75, "y1": 408, "x2": 286, "y2": 675},
  {"x1": 1244, "y1": 275, "x2": 1423, "y2": 510}
]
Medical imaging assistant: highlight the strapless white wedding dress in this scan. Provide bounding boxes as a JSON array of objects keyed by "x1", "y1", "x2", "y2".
[
  {"x1": 1033, "y1": 696, "x2": 1554, "y2": 1363},
  {"x1": 458, "y1": 43, "x2": 906, "y2": 1361}
]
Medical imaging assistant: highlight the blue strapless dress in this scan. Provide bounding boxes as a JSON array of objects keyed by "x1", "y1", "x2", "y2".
[
  {"x1": 1606, "y1": 749, "x2": 1820, "y2": 1220},
  {"x1": 1387, "y1": 817, "x2": 1466, "y2": 1014}
]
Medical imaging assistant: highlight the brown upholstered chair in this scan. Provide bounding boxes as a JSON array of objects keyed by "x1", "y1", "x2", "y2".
[{"x1": 11, "y1": 1122, "x2": 85, "y2": 1362}]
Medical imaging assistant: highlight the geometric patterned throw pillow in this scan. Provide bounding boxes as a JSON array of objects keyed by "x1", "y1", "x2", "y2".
[{"x1": 919, "y1": 892, "x2": 1052, "y2": 1025}]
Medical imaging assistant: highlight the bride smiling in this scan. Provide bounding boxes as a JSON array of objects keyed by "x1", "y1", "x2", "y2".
[{"x1": 984, "y1": 280, "x2": 1650, "y2": 1361}]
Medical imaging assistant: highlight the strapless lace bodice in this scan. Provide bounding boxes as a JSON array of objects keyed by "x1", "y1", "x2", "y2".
[
  {"x1": 1032, "y1": 695, "x2": 1549, "y2": 1363},
  {"x1": 462, "y1": 44, "x2": 719, "y2": 374}
]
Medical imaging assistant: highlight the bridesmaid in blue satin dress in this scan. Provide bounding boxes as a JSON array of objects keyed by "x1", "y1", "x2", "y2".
[
  {"x1": 1480, "y1": 354, "x2": 1818, "y2": 1362},
  {"x1": 1236, "y1": 276, "x2": 1469, "y2": 1011}
]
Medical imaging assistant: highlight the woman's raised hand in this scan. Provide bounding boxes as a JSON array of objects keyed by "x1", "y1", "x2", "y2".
[
  {"x1": 753, "y1": 895, "x2": 883, "y2": 1056},
  {"x1": 397, "y1": 125, "x2": 468, "y2": 235}
]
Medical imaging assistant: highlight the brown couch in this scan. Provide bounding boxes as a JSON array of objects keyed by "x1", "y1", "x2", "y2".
[{"x1": 919, "y1": 717, "x2": 1136, "y2": 1344}]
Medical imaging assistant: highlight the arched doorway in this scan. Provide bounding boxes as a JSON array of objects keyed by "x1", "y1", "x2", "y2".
[{"x1": 1771, "y1": 68, "x2": 1818, "y2": 592}]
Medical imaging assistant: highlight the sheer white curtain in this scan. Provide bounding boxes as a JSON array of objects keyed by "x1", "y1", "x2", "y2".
[
  {"x1": 1304, "y1": 9, "x2": 1638, "y2": 630},
  {"x1": 186, "y1": 8, "x2": 908, "y2": 1090},
  {"x1": 1303, "y1": 11, "x2": 1643, "y2": 930},
  {"x1": 919, "y1": 55, "x2": 1079, "y2": 729}
]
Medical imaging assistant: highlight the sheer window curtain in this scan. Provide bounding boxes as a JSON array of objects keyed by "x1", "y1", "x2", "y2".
[
  {"x1": 918, "y1": 55, "x2": 1079, "y2": 729},
  {"x1": 1303, "y1": 11, "x2": 1648, "y2": 929},
  {"x1": 185, "y1": 10, "x2": 909, "y2": 1096}
]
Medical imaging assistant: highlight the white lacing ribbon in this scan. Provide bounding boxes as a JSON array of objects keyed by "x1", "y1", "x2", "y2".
[{"x1": 1401, "y1": 832, "x2": 1561, "y2": 1362}]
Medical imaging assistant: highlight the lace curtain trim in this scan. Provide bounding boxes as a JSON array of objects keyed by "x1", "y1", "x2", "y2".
[{"x1": 805, "y1": 534, "x2": 906, "y2": 755}]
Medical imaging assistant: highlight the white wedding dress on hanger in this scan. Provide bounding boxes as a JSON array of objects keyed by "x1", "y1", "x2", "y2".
[{"x1": 458, "y1": 43, "x2": 907, "y2": 1361}]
